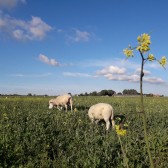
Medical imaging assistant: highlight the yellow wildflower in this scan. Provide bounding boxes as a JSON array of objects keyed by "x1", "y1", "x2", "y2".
[
  {"x1": 123, "y1": 48, "x2": 134, "y2": 57},
  {"x1": 137, "y1": 36, "x2": 141, "y2": 42},
  {"x1": 136, "y1": 43, "x2": 150, "y2": 53},
  {"x1": 115, "y1": 125, "x2": 127, "y2": 136},
  {"x1": 137, "y1": 33, "x2": 151, "y2": 44},
  {"x1": 136, "y1": 33, "x2": 151, "y2": 53},
  {"x1": 74, "y1": 108, "x2": 78, "y2": 112},
  {"x1": 115, "y1": 125, "x2": 120, "y2": 130},
  {"x1": 148, "y1": 54, "x2": 155, "y2": 61},
  {"x1": 159, "y1": 56, "x2": 167, "y2": 67}
]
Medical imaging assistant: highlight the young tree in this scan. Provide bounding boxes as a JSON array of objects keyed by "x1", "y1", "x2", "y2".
[{"x1": 123, "y1": 33, "x2": 167, "y2": 168}]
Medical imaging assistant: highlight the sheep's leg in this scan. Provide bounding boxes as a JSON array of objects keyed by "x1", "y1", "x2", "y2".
[
  {"x1": 111, "y1": 119, "x2": 115, "y2": 129},
  {"x1": 70, "y1": 99, "x2": 73, "y2": 112},
  {"x1": 57, "y1": 106, "x2": 61, "y2": 111},
  {"x1": 105, "y1": 120, "x2": 110, "y2": 130},
  {"x1": 65, "y1": 104, "x2": 68, "y2": 112},
  {"x1": 70, "y1": 104, "x2": 72, "y2": 112}
]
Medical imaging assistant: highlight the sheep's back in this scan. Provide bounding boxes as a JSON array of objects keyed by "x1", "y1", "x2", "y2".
[
  {"x1": 55, "y1": 94, "x2": 71, "y2": 105},
  {"x1": 88, "y1": 103, "x2": 113, "y2": 119}
]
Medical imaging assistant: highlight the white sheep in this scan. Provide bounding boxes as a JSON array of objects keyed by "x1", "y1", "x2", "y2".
[
  {"x1": 49, "y1": 93, "x2": 73, "y2": 112},
  {"x1": 88, "y1": 103, "x2": 115, "y2": 130}
]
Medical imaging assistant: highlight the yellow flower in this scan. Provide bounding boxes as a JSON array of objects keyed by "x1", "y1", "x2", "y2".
[
  {"x1": 136, "y1": 42, "x2": 150, "y2": 52},
  {"x1": 148, "y1": 54, "x2": 155, "y2": 61},
  {"x1": 159, "y1": 56, "x2": 167, "y2": 67},
  {"x1": 115, "y1": 125, "x2": 127, "y2": 136},
  {"x1": 137, "y1": 33, "x2": 151, "y2": 44},
  {"x1": 136, "y1": 33, "x2": 151, "y2": 53},
  {"x1": 123, "y1": 48, "x2": 134, "y2": 57},
  {"x1": 137, "y1": 36, "x2": 141, "y2": 42},
  {"x1": 115, "y1": 125, "x2": 120, "y2": 130},
  {"x1": 74, "y1": 108, "x2": 78, "y2": 112}
]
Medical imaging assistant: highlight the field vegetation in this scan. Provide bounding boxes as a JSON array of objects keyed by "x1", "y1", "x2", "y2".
[{"x1": 0, "y1": 96, "x2": 168, "y2": 167}]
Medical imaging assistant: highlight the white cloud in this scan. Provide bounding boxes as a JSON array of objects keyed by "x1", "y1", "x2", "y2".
[
  {"x1": 135, "y1": 68, "x2": 151, "y2": 76},
  {"x1": 0, "y1": 0, "x2": 26, "y2": 10},
  {"x1": 0, "y1": 13, "x2": 52, "y2": 40},
  {"x1": 97, "y1": 65, "x2": 126, "y2": 75},
  {"x1": 113, "y1": 58, "x2": 140, "y2": 70},
  {"x1": 29, "y1": 16, "x2": 52, "y2": 39},
  {"x1": 146, "y1": 62, "x2": 162, "y2": 69},
  {"x1": 103, "y1": 73, "x2": 140, "y2": 82},
  {"x1": 62, "y1": 58, "x2": 166, "y2": 85},
  {"x1": 97, "y1": 64, "x2": 165, "y2": 84},
  {"x1": 9, "y1": 72, "x2": 52, "y2": 78},
  {"x1": 79, "y1": 58, "x2": 140, "y2": 69},
  {"x1": 68, "y1": 29, "x2": 91, "y2": 43},
  {"x1": 143, "y1": 77, "x2": 165, "y2": 84},
  {"x1": 38, "y1": 54, "x2": 59, "y2": 66},
  {"x1": 63, "y1": 72, "x2": 97, "y2": 78}
]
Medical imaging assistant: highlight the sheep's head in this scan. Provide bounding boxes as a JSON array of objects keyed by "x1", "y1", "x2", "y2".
[{"x1": 49, "y1": 100, "x2": 54, "y2": 109}]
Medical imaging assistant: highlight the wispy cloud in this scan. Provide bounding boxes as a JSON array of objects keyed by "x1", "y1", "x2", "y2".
[
  {"x1": 0, "y1": 13, "x2": 52, "y2": 40},
  {"x1": 9, "y1": 72, "x2": 52, "y2": 78},
  {"x1": 63, "y1": 72, "x2": 97, "y2": 78},
  {"x1": 143, "y1": 77, "x2": 165, "y2": 84},
  {"x1": 38, "y1": 54, "x2": 59, "y2": 66},
  {"x1": 0, "y1": 0, "x2": 26, "y2": 10},
  {"x1": 77, "y1": 58, "x2": 140, "y2": 69},
  {"x1": 67, "y1": 29, "x2": 91, "y2": 43},
  {"x1": 60, "y1": 57, "x2": 165, "y2": 84},
  {"x1": 146, "y1": 62, "x2": 163, "y2": 69}
]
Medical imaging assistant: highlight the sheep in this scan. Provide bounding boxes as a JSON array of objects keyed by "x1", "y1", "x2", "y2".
[
  {"x1": 49, "y1": 93, "x2": 73, "y2": 112},
  {"x1": 88, "y1": 103, "x2": 115, "y2": 130}
]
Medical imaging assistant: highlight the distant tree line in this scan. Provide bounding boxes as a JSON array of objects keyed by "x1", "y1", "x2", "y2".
[
  {"x1": 122, "y1": 89, "x2": 139, "y2": 95},
  {"x1": 78, "y1": 90, "x2": 114, "y2": 96},
  {"x1": 0, "y1": 89, "x2": 164, "y2": 97},
  {"x1": 78, "y1": 89, "x2": 140, "y2": 96}
]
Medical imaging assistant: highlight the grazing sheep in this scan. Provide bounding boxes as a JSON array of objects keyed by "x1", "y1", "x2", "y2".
[
  {"x1": 88, "y1": 103, "x2": 115, "y2": 130},
  {"x1": 49, "y1": 93, "x2": 73, "y2": 112}
]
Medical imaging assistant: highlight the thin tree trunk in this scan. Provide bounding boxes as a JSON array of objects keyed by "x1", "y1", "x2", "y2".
[{"x1": 139, "y1": 50, "x2": 154, "y2": 168}]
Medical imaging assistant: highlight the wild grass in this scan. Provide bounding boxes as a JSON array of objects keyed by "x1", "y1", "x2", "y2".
[{"x1": 0, "y1": 96, "x2": 167, "y2": 167}]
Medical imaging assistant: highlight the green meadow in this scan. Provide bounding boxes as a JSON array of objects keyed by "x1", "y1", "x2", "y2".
[{"x1": 0, "y1": 96, "x2": 167, "y2": 167}]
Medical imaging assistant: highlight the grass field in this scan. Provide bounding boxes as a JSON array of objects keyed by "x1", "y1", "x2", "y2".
[{"x1": 0, "y1": 96, "x2": 168, "y2": 167}]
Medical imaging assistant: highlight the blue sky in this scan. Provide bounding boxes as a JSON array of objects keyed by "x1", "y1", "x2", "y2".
[{"x1": 0, "y1": 0, "x2": 168, "y2": 95}]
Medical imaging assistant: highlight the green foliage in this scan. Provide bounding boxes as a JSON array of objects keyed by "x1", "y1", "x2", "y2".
[
  {"x1": 122, "y1": 89, "x2": 139, "y2": 95},
  {"x1": 79, "y1": 89, "x2": 116, "y2": 96},
  {"x1": 0, "y1": 96, "x2": 168, "y2": 167}
]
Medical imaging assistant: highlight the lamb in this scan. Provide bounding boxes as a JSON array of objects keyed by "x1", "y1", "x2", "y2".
[
  {"x1": 49, "y1": 93, "x2": 73, "y2": 112},
  {"x1": 88, "y1": 103, "x2": 115, "y2": 130}
]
